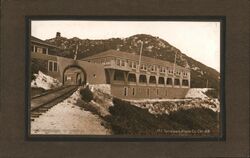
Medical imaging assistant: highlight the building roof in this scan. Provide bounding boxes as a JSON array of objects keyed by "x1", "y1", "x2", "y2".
[
  {"x1": 82, "y1": 49, "x2": 187, "y2": 70},
  {"x1": 30, "y1": 36, "x2": 60, "y2": 49}
]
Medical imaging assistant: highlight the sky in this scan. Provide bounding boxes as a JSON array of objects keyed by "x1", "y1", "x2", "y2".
[{"x1": 31, "y1": 20, "x2": 221, "y2": 72}]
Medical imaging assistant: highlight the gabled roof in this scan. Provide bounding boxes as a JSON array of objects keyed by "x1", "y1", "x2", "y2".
[
  {"x1": 30, "y1": 36, "x2": 60, "y2": 49},
  {"x1": 82, "y1": 49, "x2": 186, "y2": 69}
]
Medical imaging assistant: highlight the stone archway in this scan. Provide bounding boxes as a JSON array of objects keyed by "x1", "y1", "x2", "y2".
[{"x1": 62, "y1": 65, "x2": 87, "y2": 85}]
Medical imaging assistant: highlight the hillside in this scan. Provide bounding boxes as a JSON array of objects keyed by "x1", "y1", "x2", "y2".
[{"x1": 45, "y1": 33, "x2": 220, "y2": 90}]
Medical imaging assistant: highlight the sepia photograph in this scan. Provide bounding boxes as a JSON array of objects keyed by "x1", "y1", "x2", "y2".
[{"x1": 28, "y1": 20, "x2": 222, "y2": 137}]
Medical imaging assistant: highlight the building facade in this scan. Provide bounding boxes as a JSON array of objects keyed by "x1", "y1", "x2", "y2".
[
  {"x1": 30, "y1": 36, "x2": 106, "y2": 85},
  {"x1": 30, "y1": 36, "x2": 190, "y2": 99},
  {"x1": 82, "y1": 49, "x2": 191, "y2": 99}
]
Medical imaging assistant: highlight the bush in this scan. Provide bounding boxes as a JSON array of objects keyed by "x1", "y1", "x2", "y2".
[
  {"x1": 205, "y1": 89, "x2": 219, "y2": 98},
  {"x1": 105, "y1": 98, "x2": 219, "y2": 136},
  {"x1": 30, "y1": 60, "x2": 40, "y2": 81},
  {"x1": 80, "y1": 86, "x2": 93, "y2": 102},
  {"x1": 30, "y1": 59, "x2": 48, "y2": 81}
]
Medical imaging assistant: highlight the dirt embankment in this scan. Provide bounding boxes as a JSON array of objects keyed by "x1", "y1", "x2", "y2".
[{"x1": 79, "y1": 85, "x2": 220, "y2": 136}]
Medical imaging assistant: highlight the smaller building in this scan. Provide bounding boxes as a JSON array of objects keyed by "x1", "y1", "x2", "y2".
[
  {"x1": 30, "y1": 36, "x2": 106, "y2": 86},
  {"x1": 30, "y1": 36, "x2": 61, "y2": 56}
]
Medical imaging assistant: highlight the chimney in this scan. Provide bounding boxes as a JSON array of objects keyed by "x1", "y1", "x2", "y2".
[{"x1": 56, "y1": 32, "x2": 61, "y2": 38}]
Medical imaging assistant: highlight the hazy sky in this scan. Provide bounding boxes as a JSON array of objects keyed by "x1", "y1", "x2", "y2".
[{"x1": 31, "y1": 20, "x2": 220, "y2": 72}]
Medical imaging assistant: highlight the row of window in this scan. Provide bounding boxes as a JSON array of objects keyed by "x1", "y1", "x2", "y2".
[
  {"x1": 89, "y1": 57, "x2": 189, "y2": 76},
  {"x1": 32, "y1": 45, "x2": 48, "y2": 54},
  {"x1": 116, "y1": 58, "x2": 188, "y2": 75},
  {"x1": 116, "y1": 59, "x2": 126, "y2": 67},
  {"x1": 114, "y1": 72, "x2": 189, "y2": 86},
  {"x1": 124, "y1": 87, "x2": 169, "y2": 97}
]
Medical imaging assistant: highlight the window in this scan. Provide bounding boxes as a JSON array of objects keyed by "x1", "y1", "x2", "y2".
[
  {"x1": 124, "y1": 87, "x2": 128, "y2": 96},
  {"x1": 53, "y1": 62, "x2": 58, "y2": 71},
  {"x1": 35, "y1": 46, "x2": 38, "y2": 53},
  {"x1": 151, "y1": 65, "x2": 155, "y2": 72},
  {"x1": 114, "y1": 70, "x2": 124, "y2": 81},
  {"x1": 158, "y1": 77, "x2": 165, "y2": 85},
  {"x1": 168, "y1": 69, "x2": 173, "y2": 74},
  {"x1": 167, "y1": 78, "x2": 173, "y2": 85},
  {"x1": 132, "y1": 62, "x2": 136, "y2": 69},
  {"x1": 140, "y1": 64, "x2": 143, "y2": 70},
  {"x1": 48, "y1": 61, "x2": 58, "y2": 72},
  {"x1": 156, "y1": 89, "x2": 159, "y2": 95},
  {"x1": 116, "y1": 59, "x2": 120, "y2": 66},
  {"x1": 183, "y1": 72, "x2": 188, "y2": 76},
  {"x1": 140, "y1": 64, "x2": 147, "y2": 70},
  {"x1": 42, "y1": 48, "x2": 47, "y2": 54},
  {"x1": 48, "y1": 61, "x2": 53, "y2": 71},
  {"x1": 139, "y1": 75, "x2": 147, "y2": 83},
  {"x1": 129, "y1": 61, "x2": 133, "y2": 68},
  {"x1": 132, "y1": 88, "x2": 136, "y2": 96},
  {"x1": 121, "y1": 60, "x2": 125, "y2": 66},
  {"x1": 37, "y1": 47, "x2": 43, "y2": 53},
  {"x1": 165, "y1": 89, "x2": 168, "y2": 96},
  {"x1": 160, "y1": 67, "x2": 165, "y2": 73},
  {"x1": 128, "y1": 73, "x2": 136, "y2": 82},
  {"x1": 182, "y1": 79, "x2": 189, "y2": 86},
  {"x1": 149, "y1": 76, "x2": 156, "y2": 84},
  {"x1": 147, "y1": 88, "x2": 150, "y2": 96},
  {"x1": 174, "y1": 78, "x2": 180, "y2": 85}
]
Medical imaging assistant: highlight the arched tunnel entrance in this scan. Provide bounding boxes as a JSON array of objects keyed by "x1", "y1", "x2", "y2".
[{"x1": 62, "y1": 65, "x2": 87, "y2": 86}]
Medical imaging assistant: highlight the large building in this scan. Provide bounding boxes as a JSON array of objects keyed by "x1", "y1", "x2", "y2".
[
  {"x1": 82, "y1": 50, "x2": 190, "y2": 99},
  {"x1": 30, "y1": 36, "x2": 190, "y2": 99}
]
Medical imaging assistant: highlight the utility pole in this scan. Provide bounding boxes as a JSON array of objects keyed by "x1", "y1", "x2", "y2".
[
  {"x1": 138, "y1": 41, "x2": 143, "y2": 71},
  {"x1": 74, "y1": 44, "x2": 78, "y2": 60},
  {"x1": 173, "y1": 51, "x2": 177, "y2": 75}
]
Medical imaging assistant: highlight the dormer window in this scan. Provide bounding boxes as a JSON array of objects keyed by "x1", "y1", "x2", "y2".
[
  {"x1": 129, "y1": 61, "x2": 133, "y2": 68},
  {"x1": 121, "y1": 60, "x2": 125, "y2": 66},
  {"x1": 116, "y1": 59, "x2": 120, "y2": 66},
  {"x1": 132, "y1": 62, "x2": 136, "y2": 69}
]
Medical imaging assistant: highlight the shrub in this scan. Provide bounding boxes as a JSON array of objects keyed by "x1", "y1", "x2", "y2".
[
  {"x1": 105, "y1": 98, "x2": 219, "y2": 136},
  {"x1": 205, "y1": 89, "x2": 219, "y2": 98},
  {"x1": 30, "y1": 60, "x2": 40, "y2": 81},
  {"x1": 80, "y1": 86, "x2": 93, "y2": 102},
  {"x1": 30, "y1": 59, "x2": 48, "y2": 81}
]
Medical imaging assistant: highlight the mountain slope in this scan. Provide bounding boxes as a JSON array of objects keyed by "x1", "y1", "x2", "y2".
[{"x1": 45, "y1": 34, "x2": 220, "y2": 90}]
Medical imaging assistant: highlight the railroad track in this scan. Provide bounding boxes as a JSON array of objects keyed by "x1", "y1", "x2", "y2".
[{"x1": 30, "y1": 85, "x2": 79, "y2": 120}]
